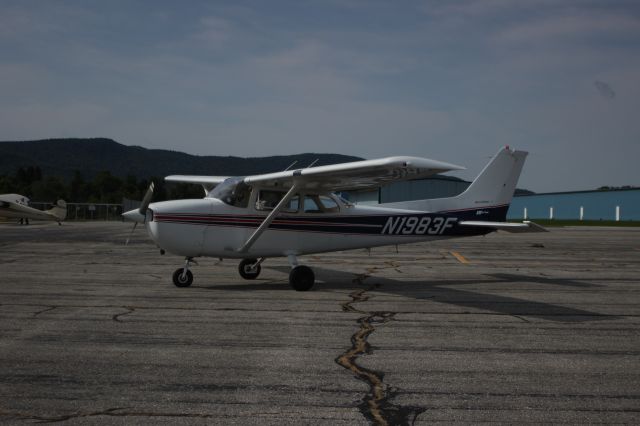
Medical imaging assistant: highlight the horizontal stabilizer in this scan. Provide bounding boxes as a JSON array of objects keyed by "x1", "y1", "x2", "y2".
[{"x1": 459, "y1": 220, "x2": 548, "y2": 233}]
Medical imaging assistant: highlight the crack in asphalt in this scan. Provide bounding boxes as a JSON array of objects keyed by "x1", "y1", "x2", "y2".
[
  {"x1": 335, "y1": 266, "x2": 425, "y2": 426},
  {"x1": 112, "y1": 306, "x2": 135, "y2": 322},
  {"x1": 32, "y1": 306, "x2": 57, "y2": 318},
  {"x1": 0, "y1": 407, "x2": 220, "y2": 423},
  {"x1": 512, "y1": 314, "x2": 531, "y2": 323},
  {"x1": 12, "y1": 304, "x2": 137, "y2": 322}
]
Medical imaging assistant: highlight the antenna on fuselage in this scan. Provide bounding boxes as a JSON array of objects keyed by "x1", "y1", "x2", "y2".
[{"x1": 306, "y1": 158, "x2": 319, "y2": 168}]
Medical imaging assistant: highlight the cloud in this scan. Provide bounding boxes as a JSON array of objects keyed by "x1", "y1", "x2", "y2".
[
  {"x1": 1, "y1": 1, "x2": 640, "y2": 191},
  {"x1": 191, "y1": 16, "x2": 234, "y2": 48},
  {"x1": 594, "y1": 81, "x2": 615, "y2": 99},
  {"x1": 493, "y1": 13, "x2": 640, "y2": 45},
  {"x1": 0, "y1": 3, "x2": 96, "y2": 40},
  {"x1": 0, "y1": 101, "x2": 110, "y2": 140},
  {"x1": 0, "y1": 62, "x2": 50, "y2": 99}
]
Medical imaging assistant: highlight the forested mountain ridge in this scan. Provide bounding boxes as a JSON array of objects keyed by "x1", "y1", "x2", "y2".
[{"x1": 0, "y1": 138, "x2": 364, "y2": 180}]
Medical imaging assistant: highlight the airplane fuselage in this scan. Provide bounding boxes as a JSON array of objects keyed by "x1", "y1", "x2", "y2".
[
  {"x1": 0, "y1": 194, "x2": 30, "y2": 219},
  {"x1": 144, "y1": 196, "x2": 501, "y2": 258},
  {"x1": 121, "y1": 147, "x2": 538, "y2": 290}
]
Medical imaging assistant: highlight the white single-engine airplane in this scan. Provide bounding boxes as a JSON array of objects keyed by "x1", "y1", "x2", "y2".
[
  {"x1": 0, "y1": 194, "x2": 67, "y2": 225},
  {"x1": 123, "y1": 147, "x2": 545, "y2": 291}
]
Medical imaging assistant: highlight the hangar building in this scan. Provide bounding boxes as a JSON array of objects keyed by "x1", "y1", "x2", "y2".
[{"x1": 509, "y1": 189, "x2": 640, "y2": 221}]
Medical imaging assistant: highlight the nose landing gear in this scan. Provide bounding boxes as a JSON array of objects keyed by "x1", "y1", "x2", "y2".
[{"x1": 173, "y1": 257, "x2": 195, "y2": 287}]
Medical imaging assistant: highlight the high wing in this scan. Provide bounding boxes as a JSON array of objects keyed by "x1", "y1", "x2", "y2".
[
  {"x1": 165, "y1": 175, "x2": 229, "y2": 194},
  {"x1": 242, "y1": 156, "x2": 465, "y2": 191},
  {"x1": 166, "y1": 156, "x2": 463, "y2": 254}
]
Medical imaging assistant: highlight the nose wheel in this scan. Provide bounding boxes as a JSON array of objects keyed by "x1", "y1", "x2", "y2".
[
  {"x1": 173, "y1": 257, "x2": 195, "y2": 287},
  {"x1": 238, "y1": 258, "x2": 263, "y2": 280},
  {"x1": 172, "y1": 269, "x2": 193, "y2": 287}
]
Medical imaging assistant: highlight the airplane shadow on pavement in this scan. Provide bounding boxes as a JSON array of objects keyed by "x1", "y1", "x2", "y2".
[{"x1": 203, "y1": 266, "x2": 618, "y2": 323}]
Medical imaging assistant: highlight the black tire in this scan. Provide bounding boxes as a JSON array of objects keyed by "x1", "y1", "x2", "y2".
[
  {"x1": 289, "y1": 265, "x2": 315, "y2": 291},
  {"x1": 238, "y1": 259, "x2": 261, "y2": 280},
  {"x1": 172, "y1": 268, "x2": 193, "y2": 287}
]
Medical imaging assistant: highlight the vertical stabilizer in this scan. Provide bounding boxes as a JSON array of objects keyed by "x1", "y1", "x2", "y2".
[
  {"x1": 47, "y1": 200, "x2": 67, "y2": 221},
  {"x1": 455, "y1": 147, "x2": 527, "y2": 208}
]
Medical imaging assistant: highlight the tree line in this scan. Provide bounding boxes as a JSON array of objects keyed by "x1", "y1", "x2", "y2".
[{"x1": 0, "y1": 166, "x2": 203, "y2": 204}]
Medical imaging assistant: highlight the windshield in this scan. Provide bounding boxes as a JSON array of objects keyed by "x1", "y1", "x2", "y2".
[{"x1": 209, "y1": 177, "x2": 251, "y2": 208}]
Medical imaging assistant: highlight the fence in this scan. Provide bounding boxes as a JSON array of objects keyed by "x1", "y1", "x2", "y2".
[{"x1": 30, "y1": 202, "x2": 126, "y2": 221}]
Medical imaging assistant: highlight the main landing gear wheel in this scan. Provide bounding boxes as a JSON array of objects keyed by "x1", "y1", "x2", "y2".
[
  {"x1": 238, "y1": 259, "x2": 261, "y2": 280},
  {"x1": 172, "y1": 268, "x2": 193, "y2": 287},
  {"x1": 289, "y1": 265, "x2": 315, "y2": 291}
]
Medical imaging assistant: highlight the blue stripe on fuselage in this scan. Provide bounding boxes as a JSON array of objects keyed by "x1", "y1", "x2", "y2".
[{"x1": 153, "y1": 205, "x2": 508, "y2": 237}]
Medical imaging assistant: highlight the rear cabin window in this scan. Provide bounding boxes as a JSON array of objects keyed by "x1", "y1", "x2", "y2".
[
  {"x1": 256, "y1": 190, "x2": 299, "y2": 213},
  {"x1": 303, "y1": 196, "x2": 321, "y2": 213}
]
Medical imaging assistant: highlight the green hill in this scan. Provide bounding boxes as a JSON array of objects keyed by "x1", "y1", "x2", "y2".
[{"x1": 0, "y1": 138, "x2": 364, "y2": 180}]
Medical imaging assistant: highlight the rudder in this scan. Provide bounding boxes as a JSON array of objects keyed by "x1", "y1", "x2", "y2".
[{"x1": 47, "y1": 200, "x2": 67, "y2": 221}]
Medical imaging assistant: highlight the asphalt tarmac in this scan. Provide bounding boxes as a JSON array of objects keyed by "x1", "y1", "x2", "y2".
[{"x1": 0, "y1": 222, "x2": 639, "y2": 424}]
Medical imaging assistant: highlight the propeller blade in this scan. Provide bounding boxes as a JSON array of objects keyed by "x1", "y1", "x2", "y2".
[
  {"x1": 125, "y1": 222, "x2": 138, "y2": 246},
  {"x1": 139, "y1": 182, "x2": 155, "y2": 215},
  {"x1": 122, "y1": 181, "x2": 155, "y2": 225}
]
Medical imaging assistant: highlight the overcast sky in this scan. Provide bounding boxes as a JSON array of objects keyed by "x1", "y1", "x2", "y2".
[{"x1": 1, "y1": 0, "x2": 639, "y2": 192}]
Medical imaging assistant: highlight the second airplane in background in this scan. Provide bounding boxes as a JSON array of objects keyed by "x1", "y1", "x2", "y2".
[{"x1": 0, "y1": 194, "x2": 67, "y2": 225}]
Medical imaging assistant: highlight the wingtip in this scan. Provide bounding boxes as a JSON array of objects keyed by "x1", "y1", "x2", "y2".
[{"x1": 435, "y1": 160, "x2": 465, "y2": 171}]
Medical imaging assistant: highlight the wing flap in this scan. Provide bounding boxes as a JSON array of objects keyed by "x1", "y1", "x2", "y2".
[{"x1": 459, "y1": 220, "x2": 548, "y2": 233}]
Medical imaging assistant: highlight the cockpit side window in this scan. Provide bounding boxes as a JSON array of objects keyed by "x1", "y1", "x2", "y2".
[
  {"x1": 318, "y1": 195, "x2": 339, "y2": 213},
  {"x1": 210, "y1": 178, "x2": 251, "y2": 208}
]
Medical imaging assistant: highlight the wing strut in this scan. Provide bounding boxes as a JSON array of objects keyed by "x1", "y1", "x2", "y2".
[{"x1": 238, "y1": 183, "x2": 300, "y2": 253}]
